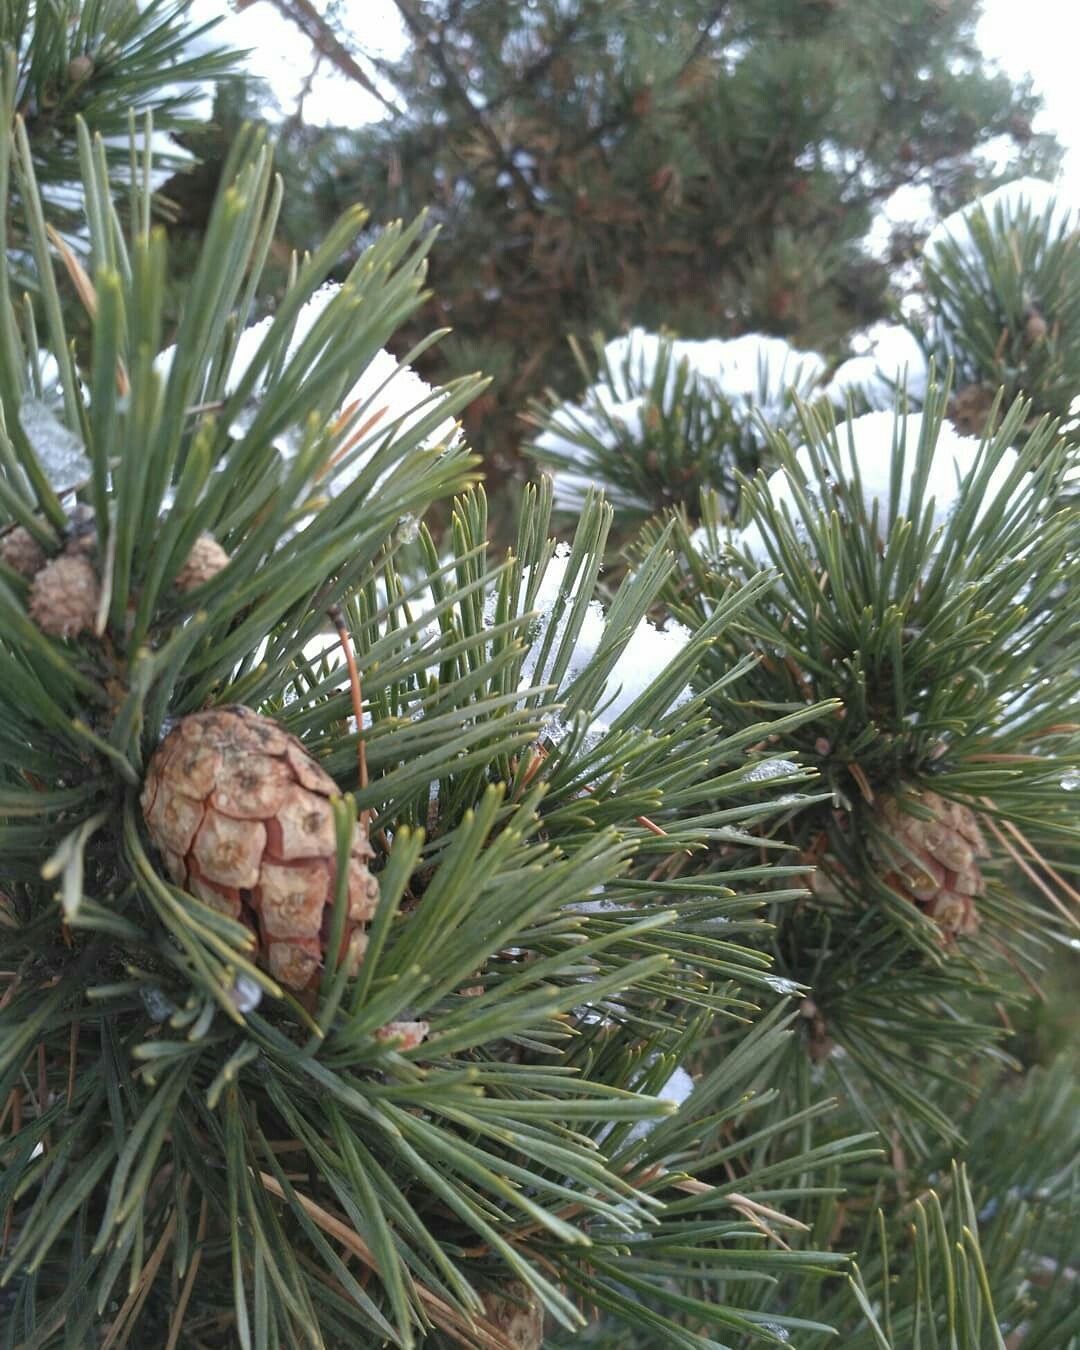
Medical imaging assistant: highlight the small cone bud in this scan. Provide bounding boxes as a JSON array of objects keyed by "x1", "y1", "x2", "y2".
[
  {"x1": 871, "y1": 789, "x2": 988, "y2": 937},
  {"x1": 947, "y1": 382, "x2": 997, "y2": 437},
  {"x1": 0, "y1": 526, "x2": 47, "y2": 578},
  {"x1": 479, "y1": 1282, "x2": 544, "y2": 1350},
  {"x1": 175, "y1": 534, "x2": 230, "y2": 592},
  {"x1": 1023, "y1": 307, "x2": 1048, "y2": 346},
  {"x1": 67, "y1": 54, "x2": 94, "y2": 83},
  {"x1": 28, "y1": 555, "x2": 100, "y2": 638}
]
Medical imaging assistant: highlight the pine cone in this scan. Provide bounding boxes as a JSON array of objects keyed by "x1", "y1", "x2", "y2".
[
  {"x1": 947, "y1": 382, "x2": 997, "y2": 437},
  {"x1": 873, "y1": 790, "x2": 988, "y2": 936},
  {"x1": 140, "y1": 706, "x2": 378, "y2": 992},
  {"x1": 0, "y1": 526, "x2": 47, "y2": 578},
  {"x1": 1023, "y1": 306, "x2": 1048, "y2": 346},
  {"x1": 28, "y1": 556, "x2": 101, "y2": 638},
  {"x1": 175, "y1": 534, "x2": 230, "y2": 592},
  {"x1": 67, "y1": 54, "x2": 94, "y2": 83},
  {"x1": 479, "y1": 1283, "x2": 544, "y2": 1350}
]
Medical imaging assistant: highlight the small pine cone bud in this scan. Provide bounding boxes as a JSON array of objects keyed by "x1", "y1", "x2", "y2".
[
  {"x1": 947, "y1": 383, "x2": 997, "y2": 437},
  {"x1": 479, "y1": 1282, "x2": 544, "y2": 1350},
  {"x1": 1023, "y1": 306, "x2": 1048, "y2": 346},
  {"x1": 175, "y1": 534, "x2": 230, "y2": 592},
  {"x1": 28, "y1": 555, "x2": 100, "y2": 638},
  {"x1": 0, "y1": 526, "x2": 47, "y2": 578},
  {"x1": 67, "y1": 54, "x2": 94, "y2": 83},
  {"x1": 872, "y1": 789, "x2": 988, "y2": 938},
  {"x1": 925, "y1": 889, "x2": 979, "y2": 936}
]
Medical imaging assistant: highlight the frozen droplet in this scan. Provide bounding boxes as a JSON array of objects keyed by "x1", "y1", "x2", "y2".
[
  {"x1": 762, "y1": 974, "x2": 800, "y2": 996},
  {"x1": 140, "y1": 985, "x2": 178, "y2": 1023},
  {"x1": 229, "y1": 973, "x2": 262, "y2": 1014},
  {"x1": 19, "y1": 398, "x2": 92, "y2": 491},
  {"x1": 744, "y1": 758, "x2": 800, "y2": 783},
  {"x1": 717, "y1": 826, "x2": 757, "y2": 844},
  {"x1": 1060, "y1": 770, "x2": 1080, "y2": 791},
  {"x1": 396, "y1": 513, "x2": 420, "y2": 544},
  {"x1": 756, "y1": 1323, "x2": 791, "y2": 1343}
]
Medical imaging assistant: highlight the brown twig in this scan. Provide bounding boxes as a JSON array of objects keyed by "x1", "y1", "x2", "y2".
[
  {"x1": 164, "y1": 1194, "x2": 208, "y2": 1350},
  {"x1": 100, "y1": 1208, "x2": 178, "y2": 1350},
  {"x1": 392, "y1": 0, "x2": 538, "y2": 208},
  {"x1": 329, "y1": 606, "x2": 370, "y2": 821}
]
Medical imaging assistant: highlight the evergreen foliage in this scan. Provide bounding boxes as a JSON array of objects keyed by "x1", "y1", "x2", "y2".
[
  {"x1": 662, "y1": 390, "x2": 1078, "y2": 1131},
  {"x1": 0, "y1": 96, "x2": 874, "y2": 1349},
  {"x1": 1, "y1": 6, "x2": 1078, "y2": 1349},
  {"x1": 2, "y1": 0, "x2": 239, "y2": 255},
  {"x1": 191, "y1": 0, "x2": 1059, "y2": 464},
  {"x1": 921, "y1": 179, "x2": 1080, "y2": 428}
]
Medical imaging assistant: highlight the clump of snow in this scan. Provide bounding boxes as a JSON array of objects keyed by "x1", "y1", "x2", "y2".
[
  {"x1": 735, "y1": 411, "x2": 1023, "y2": 567},
  {"x1": 598, "y1": 1064, "x2": 696, "y2": 1146},
  {"x1": 824, "y1": 323, "x2": 929, "y2": 411},
  {"x1": 228, "y1": 973, "x2": 263, "y2": 1014},
  {"x1": 761, "y1": 974, "x2": 800, "y2": 996},
  {"x1": 534, "y1": 389, "x2": 654, "y2": 512},
  {"x1": 20, "y1": 399, "x2": 92, "y2": 492},
  {"x1": 566, "y1": 885, "x2": 622, "y2": 916},
  {"x1": 595, "y1": 609, "x2": 694, "y2": 728},
  {"x1": 139, "y1": 985, "x2": 178, "y2": 1023},
  {"x1": 534, "y1": 329, "x2": 826, "y2": 509},
  {"x1": 101, "y1": 130, "x2": 195, "y2": 191},
  {"x1": 514, "y1": 543, "x2": 608, "y2": 695},
  {"x1": 924, "y1": 177, "x2": 1075, "y2": 261},
  {"x1": 623, "y1": 1066, "x2": 695, "y2": 1142},
  {"x1": 744, "y1": 758, "x2": 800, "y2": 783},
  {"x1": 600, "y1": 327, "x2": 825, "y2": 413},
  {"x1": 506, "y1": 543, "x2": 693, "y2": 743},
  {"x1": 156, "y1": 283, "x2": 458, "y2": 503}
]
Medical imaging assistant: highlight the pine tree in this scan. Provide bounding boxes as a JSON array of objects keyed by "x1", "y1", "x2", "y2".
[
  {"x1": 0, "y1": 60, "x2": 876, "y2": 1350},
  {"x1": 527, "y1": 179, "x2": 1080, "y2": 1345},
  {"x1": 227, "y1": 0, "x2": 1059, "y2": 468},
  {"x1": 2, "y1": 9, "x2": 1079, "y2": 1350},
  {"x1": 3, "y1": 0, "x2": 239, "y2": 253}
]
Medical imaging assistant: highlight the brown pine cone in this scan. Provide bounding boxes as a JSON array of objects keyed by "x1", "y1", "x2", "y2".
[
  {"x1": 141, "y1": 706, "x2": 378, "y2": 992},
  {"x1": 0, "y1": 525, "x2": 47, "y2": 578},
  {"x1": 175, "y1": 534, "x2": 230, "y2": 592},
  {"x1": 479, "y1": 1282, "x2": 544, "y2": 1350},
  {"x1": 874, "y1": 789, "x2": 988, "y2": 936},
  {"x1": 27, "y1": 555, "x2": 101, "y2": 638}
]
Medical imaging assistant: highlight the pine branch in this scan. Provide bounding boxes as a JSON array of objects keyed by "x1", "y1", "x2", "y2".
[
  {"x1": 390, "y1": 0, "x2": 538, "y2": 209},
  {"x1": 235, "y1": 0, "x2": 403, "y2": 118}
]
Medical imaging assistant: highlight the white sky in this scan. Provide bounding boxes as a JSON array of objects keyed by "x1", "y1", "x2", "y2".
[
  {"x1": 196, "y1": 0, "x2": 1079, "y2": 203},
  {"x1": 977, "y1": 0, "x2": 1080, "y2": 199}
]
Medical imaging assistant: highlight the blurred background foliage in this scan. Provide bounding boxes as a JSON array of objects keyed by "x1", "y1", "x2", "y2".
[{"x1": 160, "y1": 0, "x2": 1059, "y2": 474}]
